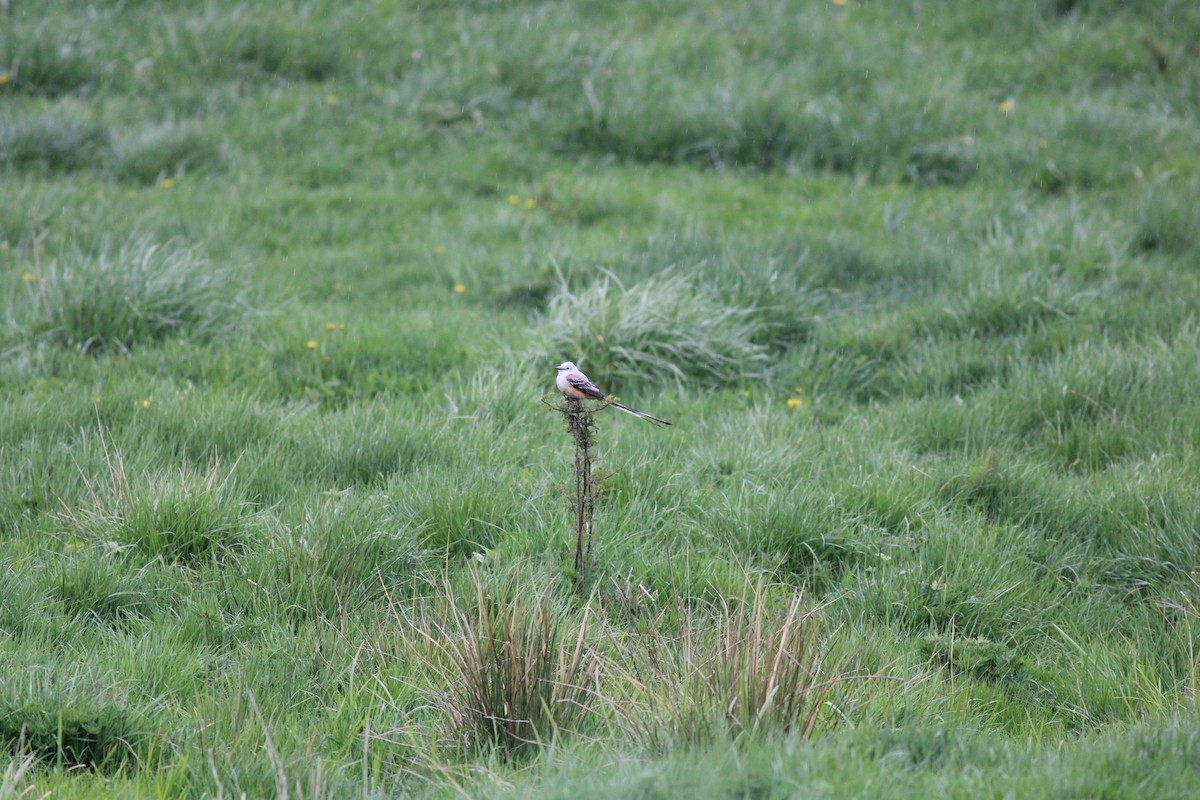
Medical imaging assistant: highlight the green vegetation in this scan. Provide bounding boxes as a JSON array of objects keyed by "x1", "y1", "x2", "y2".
[{"x1": 2, "y1": 0, "x2": 1199, "y2": 796}]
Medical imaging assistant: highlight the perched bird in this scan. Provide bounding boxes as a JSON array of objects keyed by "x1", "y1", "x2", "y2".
[{"x1": 555, "y1": 361, "x2": 671, "y2": 426}]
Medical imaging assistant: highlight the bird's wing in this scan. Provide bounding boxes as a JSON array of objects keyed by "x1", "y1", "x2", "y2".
[{"x1": 566, "y1": 371, "x2": 606, "y2": 399}]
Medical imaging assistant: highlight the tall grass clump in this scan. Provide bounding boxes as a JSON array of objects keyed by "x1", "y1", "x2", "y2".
[
  {"x1": 199, "y1": 9, "x2": 343, "y2": 82},
  {"x1": 1163, "y1": 573, "x2": 1200, "y2": 707},
  {"x1": 599, "y1": 230, "x2": 829, "y2": 345},
  {"x1": 259, "y1": 496, "x2": 423, "y2": 626},
  {"x1": 0, "y1": 566, "x2": 40, "y2": 637},
  {"x1": 0, "y1": 109, "x2": 110, "y2": 173},
  {"x1": 17, "y1": 232, "x2": 250, "y2": 354},
  {"x1": 396, "y1": 462, "x2": 531, "y2": 560},
  {"x1": 1134, "y1": 181, "x2": 1197, "y2": 257},
  {"x1": 53, "y1": 554, "x2": 161, "y2": 628},
  {"x1": 112, "y1": 119, "x2": 225, "y2": 184},
  {"x1": 61, "y1": 440, "x2": 251, "y2": 565},
  {"x1": 400, "y1": 567, "x2": 600, "y2": 758},
  {"x1": 0, "y1": 22, "x2": 111, "y2": 97},
  {"x1": 535, "y1": 270, "x2": 769, "y2": 390},
  {"x1": 704, "y1": 478, "x2": 866, "y2": 589},
  {"x1": 0, "y1": 750, "x2": 35, "y2": 798},
  {"x1": 607, "y1": 578, "x2": 857, "y2": 746},
  {"x1": 0, "y1": 668, "x2": 152, "y2": 773}
]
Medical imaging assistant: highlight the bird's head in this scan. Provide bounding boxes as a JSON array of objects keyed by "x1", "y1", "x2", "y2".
[{"x1": 555, "y1": 361, "x2": 576, "y2": 372}]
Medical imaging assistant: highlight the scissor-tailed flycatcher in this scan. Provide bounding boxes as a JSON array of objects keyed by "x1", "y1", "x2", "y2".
[{"x1": 555, "y1": 361, "x2": 671, "y2": 426}]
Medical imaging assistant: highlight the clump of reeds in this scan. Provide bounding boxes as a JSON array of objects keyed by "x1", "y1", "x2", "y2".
[
  {"x1": 605, "y1": 576, "x2": 853, "y2": 747},
  {"x1": 393, "y1": 566, "x2": 874, "y2": 764},
  {"x1": 400, "y1": 567, "x2": 601, "y2": 758}
]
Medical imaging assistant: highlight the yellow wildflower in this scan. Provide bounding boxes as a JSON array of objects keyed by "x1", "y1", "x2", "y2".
[
  {"x1": 524, "y1": 198, "x2": 537, "y2": 209},
  {"x1": 325, "y1": 94, "x2": 339, "y2": 105},
  {"x1": 161, "y1": 178, "x2": 175, "y2": 189},
  {"x1": 832, "y1": 0, "x2": 847, "y2": 5},
  {"x1": 453, "y1": 283, "x2": 466, "y2": 293},
  {"x1": 22, "y1": 272, "x2": 37, "y2": 282},
  {"x1": 998, "y1": 99, "x2": 1014, "y2": 114},
  {"x1": 0, "y1": 73, "x2": 10, "y2": 85},
  {"x1": 137, "y1": 399, "x2": 151, "y2": 408},
  {"x1": 507, "y1": 194, "x2": 520, "y2": 205},
  {"x1": 787, "y1": 397, "x2": 803, "y2": 409},
  {"x1": 306, "y1": 340, "x2": 318, "y2": 349}
]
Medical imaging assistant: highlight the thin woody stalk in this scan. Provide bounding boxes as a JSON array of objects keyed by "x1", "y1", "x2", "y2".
[
  {"x1": 584, "y1": 423, "x2": 594, "y2": 559},
  {"x1": 545, "y1": 392, "x2": 606, "y2": 591},
  {"x1": 564, "y1": 397, "x2": 597, "y2": 589}
]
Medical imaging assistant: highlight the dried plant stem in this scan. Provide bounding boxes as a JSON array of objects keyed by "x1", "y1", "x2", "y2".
[
  {"x1": 545, "y1": 396, "x2": 601, "y2": 590},
  {"x1": 566, "y1": 398, "x2": 597, "y2": 588}
]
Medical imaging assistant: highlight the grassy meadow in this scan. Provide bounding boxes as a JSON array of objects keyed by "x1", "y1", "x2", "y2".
[{"x1": 3, "y1": 0, "x2": 1200, "y2": 796}]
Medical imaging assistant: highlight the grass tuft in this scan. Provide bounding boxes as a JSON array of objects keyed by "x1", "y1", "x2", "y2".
[
  {"x1": 400, "y1": 566, "x2": 600, "y2": 758},
  {"x1": 53, "y1": 554, "x2": 160, "y2": 628},
  {"x1": 0, "y1": 749, "x2": 35, "y2": 797},
  {"x1": 535, "y1": 270, "x2": 769, "y2": 390},
  {"x1": 905, "y1": 137, "x2": 980, "y2": 186},
  {"x1": 0, "y1": 22, "x2": 108, "y2": 97},
  {"x1": 0, "y1": 566, "x2": 42, "y2": 638},
  {"x1": 1134, "y1": 181, "x2": 1197, "y2": 257},
  {"x1": 16, "y1": 231, "x2": 251, "y2": 354},
  {"x1": 607, "y1": 577, "x2": 857, "y2": 746},
  {"x1": 112, "y1": 119, "x2": 225, "y2": 184},
  {"x1": 0, "y1": 670, "x2": 150, "y2": 773},
  {"x1": 61, "y1": 438, "x2": 252, "y2": 566},
  {"x1": 204, "y1": 10, "x2": 343, "y2": 82},
  {"x1": 0, "y1": 109, "x2": 110, "y2": 173},
  {"x1": 259, "y1": 496, "x2": 423, "y2": 625}
]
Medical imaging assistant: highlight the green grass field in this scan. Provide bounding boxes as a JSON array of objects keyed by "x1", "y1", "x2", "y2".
[{"x1": 3, "y1": 0, "x2": 1200, "y2": 796}]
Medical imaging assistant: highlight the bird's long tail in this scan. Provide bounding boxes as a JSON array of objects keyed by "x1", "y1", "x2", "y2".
[{"x1": 610, "y1": 400, "x2": 672, "y2": 426}]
